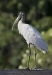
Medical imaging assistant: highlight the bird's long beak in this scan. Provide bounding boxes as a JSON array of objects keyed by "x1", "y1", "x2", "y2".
[{"x1": 12, "y1": 16, "x2": 20, "y2": 30}]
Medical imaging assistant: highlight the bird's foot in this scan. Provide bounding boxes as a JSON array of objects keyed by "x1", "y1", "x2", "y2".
[
  {"x1": 25, "y1": 67, "x2": 30, "y2": 70},
  {"x1": 32, "y1": 67, "x2": 43, "y2": 70},
  {"x1": 32, "y1": 66, "x2": 37, "y2": 70}
]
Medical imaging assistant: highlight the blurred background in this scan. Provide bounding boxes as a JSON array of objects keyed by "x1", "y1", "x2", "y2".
[{"x1": 0, "y1": 0, "x2": 52, "y2": 69}]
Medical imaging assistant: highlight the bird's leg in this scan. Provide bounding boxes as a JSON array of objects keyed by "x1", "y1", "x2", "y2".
[
  {"x1": 33, "y1": 47, "x2": 37, "y2": 70},
  {"x1": 26, "y1": 44, "x2": 31, "y2": 70}
]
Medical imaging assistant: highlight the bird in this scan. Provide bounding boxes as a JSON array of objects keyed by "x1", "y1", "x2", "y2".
[{"x1": 12, "y1": 12, "x2": 48, "y2": 70}]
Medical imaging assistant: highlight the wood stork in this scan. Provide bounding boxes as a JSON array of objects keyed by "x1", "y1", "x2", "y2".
[{"x1": 12, "y1": 12, "x2": 48, "y2": 70}]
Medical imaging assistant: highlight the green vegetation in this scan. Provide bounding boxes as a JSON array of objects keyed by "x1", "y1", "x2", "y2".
[{"x1": 0, "y1": 0, "x2": 52, "y2": 69}]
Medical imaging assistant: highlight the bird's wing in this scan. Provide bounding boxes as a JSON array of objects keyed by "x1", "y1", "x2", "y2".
[{"x1": 19, "y1": 23, "x2": 48, "y2": 53}]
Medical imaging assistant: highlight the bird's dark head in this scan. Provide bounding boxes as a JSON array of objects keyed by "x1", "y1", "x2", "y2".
[
  {"x1": 12, "y1": 12, "x2": 25, "y2": 30},
  {"x1": 18, "y1": 12, "x2": 25, "y2": 22},
  {"x1": 16, "y1": 12, "x2": 25, "y2": 22},
  {"x1": 19, "y1": 12, "x2": 25, "y2": 18}
]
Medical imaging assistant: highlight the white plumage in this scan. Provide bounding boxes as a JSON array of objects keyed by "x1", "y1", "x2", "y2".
[{"x1": 18, "y1": 20, "x2": 48, "y2": 53}]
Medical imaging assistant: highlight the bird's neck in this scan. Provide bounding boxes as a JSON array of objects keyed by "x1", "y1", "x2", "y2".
[
  {"x1": 18, "y1": 16, "x2": 25, "y2": 26},
  {"x1": 21, "y1": 16, "x2": 25, "y2": 23}
]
